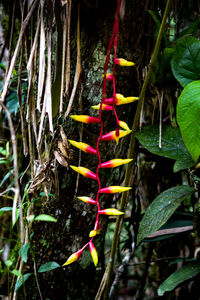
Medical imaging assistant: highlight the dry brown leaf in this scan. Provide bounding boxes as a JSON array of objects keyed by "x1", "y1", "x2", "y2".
[
  {"x1": 54, "y1": 150, "x2": 69, "y2": 167},
  {"x1": 59, "y1": 125, "x2": 69, "y2": 148},
  {"x1": 58, "y1": 140, "x2": 69, "y2": 158}
]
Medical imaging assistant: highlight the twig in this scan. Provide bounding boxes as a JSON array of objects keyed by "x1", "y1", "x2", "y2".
[
  {"x1": 65, "y1": 0, "x2": 72, "y2": 97},
  {"x1": 158, "y1": 89, "x2": 164, "y2": 148},
  {"x1": 64, "y1": 3, "x2": 81, "y2": 118},
  {"x1": 103, "y1": 0, "x2": 173, "y2": 298},
  {"x1": 73, "y1": 84, "x2": 84, "y2": 200},
  {"x1": 109, "y1": 243, "x2": 135, "y2": 298},
  {"x1": 59, "y1": 5, "x2": 67, "y2": 114},
  {"x1": 5, "y1": 0, "x2": 16, "y2": 78}
]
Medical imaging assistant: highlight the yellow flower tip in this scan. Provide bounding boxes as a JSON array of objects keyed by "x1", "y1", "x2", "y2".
[
  {"x1": 115, "y1": 58, "x2": 135, "y2": 67},
  {"x1": 89, "y1": 230, "x2": 97, "y2": 237},
  {"x1": 70, "y1": 115, "x2": 77, "y2": 120},
  {"x1": 99, "y1": 208, "x2": 124, "y2": 215},
  {"x1": 125, "y1": 96, "x2": 139, "y2": 101},
  {"x1": 89, "y1": 242, "x2": 98, "y2": 267},
  {"x1": 70, "y1": 165, "x2": 78, "y2": 172},
  {"x1": 118, "y1": 120, "x2": 130, "y2": 131},
  {"x1": 62, "y1": 253, "x2": 79, "y2": 266},
  {"x1": 116, "y1": 93, "x2": 125, "y2": 101},
  {"x1": 91, "y1": 105, "x2": 100, "y2": 110},
  {"x1": 115, "y1": 135, "x2": 119, "y2": 144}
]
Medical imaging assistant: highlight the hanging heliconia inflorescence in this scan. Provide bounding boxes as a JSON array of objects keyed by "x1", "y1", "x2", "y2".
[{"x1": 63, "y1": 0, "x2": 137, "y2": 267}]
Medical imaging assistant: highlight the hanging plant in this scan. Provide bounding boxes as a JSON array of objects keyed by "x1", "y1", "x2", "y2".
[{"x1": 63, "y1": 0, "x2": 137, "y2": 267}]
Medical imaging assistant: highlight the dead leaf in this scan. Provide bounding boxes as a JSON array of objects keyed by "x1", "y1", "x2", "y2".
[
  {"x1": 58, "y1": 140, "x2": 69, "y2": 158},
  {"x1": 54, "y1": 150, "x2": 68, "y2": 167}
]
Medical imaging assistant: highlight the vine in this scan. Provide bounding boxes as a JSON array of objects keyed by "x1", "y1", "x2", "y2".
[{"x1": 63, "y1": 0, "x2": 137, "y2": 267}]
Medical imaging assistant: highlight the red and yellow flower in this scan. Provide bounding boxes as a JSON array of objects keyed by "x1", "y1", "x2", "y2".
[
  {"x1": 99, "y1": 186, "x2": 132, "y2": 194},
  {"x1": 70, "y1": 115, "x2": 100, "y2": 124},
  {"x1": 89, "y1": 242, "x2": 98, "y2": 266},
  {"x1": 101, "y1": 129, "x2": 132, "y2": 142},
  {"x1": 114, "y1": 58, "x2": 135, "y2": 66},
  {"x1": 98, "y1": 208, "x2": 124, "y2": 215},
  {"x1": 100, "y1": 158, "x2": 133, "y2": 168},
  {"x1": 68, "y1": 140, "x2": 97, "y2": 155},
  {"x1": 77, "y1": 196, "x2": 96, "y2": 205},
  {"x1": 70, "y1": 165, "x2": 97, "y2": 180}
]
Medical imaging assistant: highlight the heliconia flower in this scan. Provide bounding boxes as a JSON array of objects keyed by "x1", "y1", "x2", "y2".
[
  {"x1": 102, "y1": 73, "x2": 113, "y2": 80},
  {"x1": 89, "y1": 230, "x2": 97, "y2": 237},
  {"x1": 116, "y1": 94, "x2": 139, "y2": 105},
  {"x1": 119, "y1": 120, "x2": 130, "y2": 131},
  {"x1": 101, "y1": 130, "x2": 132, "y2": 142},
  {"x1": 114, "y1": 58, "x2": 135, "y2": 66},
  {"x1": 62, "y1": 246, "x2": 86, "y2": 266},
  {"x1": 100, "y1": 158, "x2": 133, "y2": 168},
  {"x1": 89, "y1": 241, "x2": 98, "y2": 267},
  {"x1": 68, "y1": 140, "x2": 97, "y2": 155},
  {"x1": 91, "y1": 104, "x2": 114, "y2": 111},
  {"x1": 99, "y1": 186, "x2": 132, "y2": 194},
  {"x1": 70, "y1": 165, "x2": 97, "y2": 180},
  {"x1": 77, "y1": 196, "x2": 96, "y2": 205},
  {"x1": 70, "y1": 115, "x2": 100, "y2": 124},
  {"x1": 98, "y1": 208, "x2": 124, "y2": 215}
]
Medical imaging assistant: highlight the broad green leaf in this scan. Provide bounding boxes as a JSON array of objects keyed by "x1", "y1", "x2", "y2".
[
  {"x1": 135, "y1": 126, "x2": 195, "y2": 171},
  {"x1": 38, "y1": 261, "x2": 60, "y2": 273},
  {"x1": 137, "y1": 185, "x2": 195, "y2": 244},
  {"x1": 173, "y1": 159, "x2": 196, "y2": 173},
  {"x1": 19, "y1": 243, "x2": 30, "y2": 263},
  {"x1": 12, "y1": 270, "x2": 22, "y2": 277},
  {"x1": 34, "y1": 214, "x2": 57, "y2": 223},
  {"x1": 158, "y1": 261, "x2": 200, "y2": 296},
  {"x1": 177, "y1": 80, "x2": 200, "y2": 162},
  {"x1": 15, "y1": 273, "x2": 32, "y2": 291},
  {"x1": 171, "y1": 36, "x2": 200, "y2": 87}
]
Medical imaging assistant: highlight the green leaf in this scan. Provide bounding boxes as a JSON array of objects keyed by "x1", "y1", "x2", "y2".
[
  {"x1": 137, "y1": 185, "x2": 195, "y2": 244},
  {"x1": 171, "y1": 36, "x2": 200, "y2": 87},
  {"x1": 0, "y1": 207, "x2": 13, "y2": 213},
  {"x1": 5, "y1": 260, "x2": 13, "y2": 268},
  {"x1": 177, "y1": 80, "x2": 200, "y2": 162},
  {"x1": 11, "y1": 270, "x2": 22, "y2": 277},
  {"x1": 19, "y1": 243, "x2": 30, "y2": 263},
  {"x1": 135, "y1": 126, "x2": 195, "y2": 171},
  {"x1": 34, "y1": 214, "x2": 57, "y2": 223},
  {"x1": 15, "y1": 273, "x2": 32, "y2": 291},
  {"x1": 38, "y1": 261, "x2": 60, "y2": 273},
  {"x1": 158, "y1": 261, "x2": 200, "y2": 296},
  {"x1": 0, "y1": 170, "x2": 14, "y2": 187}
]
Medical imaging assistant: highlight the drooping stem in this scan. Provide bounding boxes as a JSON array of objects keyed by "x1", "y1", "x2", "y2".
[{"x1": 103, "y1": 0, "x2": 172, "y2": 297}]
